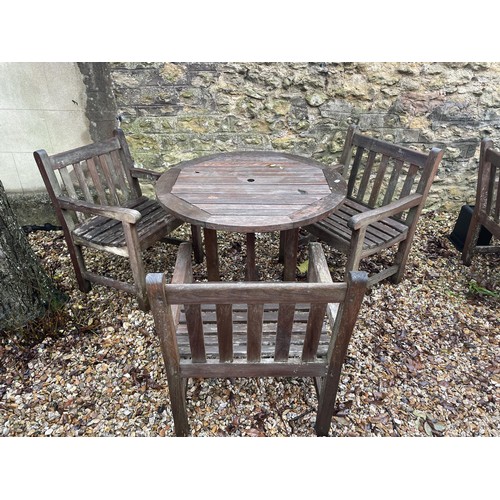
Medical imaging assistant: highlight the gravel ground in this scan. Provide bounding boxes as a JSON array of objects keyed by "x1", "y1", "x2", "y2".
[{"x1": 0, "y1": 210, "x2": 498, "y2": 437}]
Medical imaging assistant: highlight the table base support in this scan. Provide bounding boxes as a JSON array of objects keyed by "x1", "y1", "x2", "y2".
[
  {"x1": 203, "y1": 228, "x2": 220, "y2": 281},
  {"x1": 282, "y1": 228, "x2": 299, "y2": 282},
  {"x1": 245, "y1": 233, "x2": 258, "y2": 281}
]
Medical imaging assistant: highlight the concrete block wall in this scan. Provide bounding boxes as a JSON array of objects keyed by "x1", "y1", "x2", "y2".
[
  {"x1": 0, "y1": 63, "x2": 118, "y2": 224},
  {"x1": 0, "y1": 63, "x2": 92, "y2": 193}
]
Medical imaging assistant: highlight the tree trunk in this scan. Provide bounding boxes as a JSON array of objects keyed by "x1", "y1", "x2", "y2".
[{"x1": 0, "y1": 181, "x2": 67, "y2": 332}]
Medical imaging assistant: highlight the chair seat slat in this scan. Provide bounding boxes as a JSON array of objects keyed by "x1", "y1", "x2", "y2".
[{"x1": 72, "y1": 199, "x2": 180, "y2": 248}]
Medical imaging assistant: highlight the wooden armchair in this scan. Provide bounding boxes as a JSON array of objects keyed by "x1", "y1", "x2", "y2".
[
  {"x1": 462, "y1": 138, "x2": 500, "y2": 264},
  {"x1": 147, "y1": 241, "x2": 367, "y2": 436},
  {"x1": 305, "y1": 126, "x2": 444, "y2": 287},
  {"x1": 33, "y1": 129, "x2": 203, "y2": 311}
]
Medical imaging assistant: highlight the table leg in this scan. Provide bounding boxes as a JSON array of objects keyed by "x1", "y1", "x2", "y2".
[
  {"x1": 245, "y1": 232, "x2": 258, "y2": 281},
  {"x1": 203, "y1": 228, "x2": 220, "y2": 281},
  {"x1": 282, "y1": 228, "x2": 299, "y2": 282},
  {"x1": 278, "y1": 231, "x2": 285, "y2": 263},
  {"x1": 191, "y1": 224, "x2": 204, "y2": 264}
]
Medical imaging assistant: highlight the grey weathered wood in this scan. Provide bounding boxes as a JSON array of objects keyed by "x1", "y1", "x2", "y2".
[
  {"x1": 305, "y1": 125, "x2": 444, "y2": 286},
  {"x1": 245, "y1": 232, "x2": 258, "y2": 281},
  {"x1": 146, "y1": 272, "x2": 190, "y2": 436},
  {"x1": 203, "y1": 228, "x2": 220, "y2": 281},
  {"x1": 314, "y1": 270, "x2": 368, "y2": 436},
  {"x1": 247, "y1": 303, "x2": 264, "y2": 362},
  {"x1": 282, "y1": 228, "x2": 299, "y2": 281},
  {"x1": 164, "y1": 281, "x2": 350, "y2": 305},
  {"x1": 147, "y1": 241, "x2": 368, "y2": 436},
  {"x1": 155, "y1": 150, "x2": 347, "y2": 282},
  {"x1": 274, "y1": 303, "x2": 296, "y2": 361},
  {"x1": 462, "y1": 138, "x2": 500, "y2": 264},
  {"x1": 33, "y1": 128, "x2": 203, "y2": 311}
]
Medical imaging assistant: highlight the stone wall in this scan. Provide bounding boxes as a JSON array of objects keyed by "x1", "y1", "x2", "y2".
[{"x1": 109, "y1": 62, "x2": 500, "y2": 211}]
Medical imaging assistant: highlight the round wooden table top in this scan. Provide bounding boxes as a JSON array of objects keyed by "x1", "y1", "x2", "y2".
[{"x1": 155, "y1": 151, "x2": 347, "y2": 232}]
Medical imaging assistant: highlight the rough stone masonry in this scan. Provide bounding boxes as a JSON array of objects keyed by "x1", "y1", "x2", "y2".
[{"x1": 108, "y1": 62, "x2": 500, "y2": 211}]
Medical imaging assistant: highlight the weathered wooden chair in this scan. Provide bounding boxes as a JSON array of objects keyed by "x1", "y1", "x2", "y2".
[
  {"x1": 147, "y1": 241, "x2": 367, "y2": 436},
  {"x1": 462, "y1": 138, "x2": 500, "y2": 264},
  {"x1": 305, "y1": 126, "x2": 444, "y2": 287},
  {"x1": 33, "y1": 129, "x2": 203, "y2": 311}
]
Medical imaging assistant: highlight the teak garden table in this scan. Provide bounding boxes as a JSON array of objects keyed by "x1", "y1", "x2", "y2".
[{"x1": 155, "y1": 151, "x2": 346, "y2": 281}]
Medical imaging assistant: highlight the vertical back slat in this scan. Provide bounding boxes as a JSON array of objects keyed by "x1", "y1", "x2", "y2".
[
  {"x1": 340, "y1": 125, "x2": 357, "y2": 177},
  {"x1": 368, "y1": 154, "x2": 390, "y2": 206},
  {"x1": 347, "y1": 146, "x2": 364, "y2": 197},
  {"x1": 185, "y1": 304, "x2": 206, "y2": 362},
  {"x1": 274, "y1": 304, "x2": 295, "y2": 361},
  {"x1": 301, "y1": 303, "x2": 328, "y2": 362},
  {"x1": 110, "y1": 149, "x2": 130, "y2": 201},
  {"x1": 115, "y1": 129, "x2": 142, "y2": 199},
  {"x1": 357, "y1": 150, "x2": 377, "y2": 201},
  {"x1": 216, "y1": 304, "x2": 233, "y2": 362},
  {"x1": 382, "y1": 159, "x2": 404, "y2": 205},
  {"x1": 86, "y1": 157, "x2": 107, "y2": 205},
  {"x1": 247, "y1": 303, "x2": 264, "y2": 362},
  {"x1": 98, "y1": 154, "x2": 121, "y2": 205},
  {"x1": 59, "y1": 166, "x2": 78, "y2": 200},
  {"x1": 72, "y1": 161, "x2": 94, "y2": 203},
  {"x1": 399, "y1": 163, "x2": 420, "y2": 199}
]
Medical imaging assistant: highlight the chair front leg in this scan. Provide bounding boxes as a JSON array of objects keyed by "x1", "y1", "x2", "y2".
[
  {"x1": 69, "y1": 241, "x2": 92, "y2": 293},
  {"x1": 60, "y1": 216, "x2": 91, "y2": 292},
  {"x1": 461, "y1": 209, "x2": 481, "y2": 266},
  {"x1": 345, "y1": 227, "x2": 366, "y2": 279},
  {"x1": 122, "y1": 222, "x2": 148, "y2": 311},
  {"x1": 392, "y1": 236, "x2": 415, "y2": 284}
]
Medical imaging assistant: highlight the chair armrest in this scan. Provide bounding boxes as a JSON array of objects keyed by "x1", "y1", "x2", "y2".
[
  {"x1": 308, "y1": 242, "x2": 340, "y2": 328},
  {"x1": 348, "y1": 193, "x2": 422, "y2": 230},
  {"x1": 167, "y1": 242, "x2": 194, "y2": 327},
  {"x1": 308, "y1": 242, "x2": 332, "y2": 283},
  {"x1": 130, "y1": 167, "x2": 162, "y2": 182},
  {"x1": 57, "y1": 196, "x2": 142, "y2": 224},
  {"x1": 171, "y1": 242, "x2": 194, "y2": 284}
]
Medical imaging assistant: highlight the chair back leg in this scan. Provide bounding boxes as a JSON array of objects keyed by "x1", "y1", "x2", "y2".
[{"x1": 461, "y1": 208, "x2": 482, "y2": 265}]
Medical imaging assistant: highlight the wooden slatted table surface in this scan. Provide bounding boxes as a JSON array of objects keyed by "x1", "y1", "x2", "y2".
[{"x1": 155, "y1": 151, "x2": 346, "y2": 281}]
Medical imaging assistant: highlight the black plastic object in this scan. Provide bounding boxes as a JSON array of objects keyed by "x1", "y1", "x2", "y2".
[{"x1": 448, "y1": 204, "x2": 492, "y2": 251}]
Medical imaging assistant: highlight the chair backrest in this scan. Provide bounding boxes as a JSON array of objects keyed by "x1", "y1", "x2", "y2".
[
  {"x1": 477, "y1": 139, "x2": 500, "y2": 231},
  {"x1": 340, "y1": 125, "x2": 443, "y2": 219},
  {"x1": 147, "y1": 242, "x2": 368, "y2": 380},
  {"x1": 33, "y1": 129, "x2": 142, "y2": 223}
]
